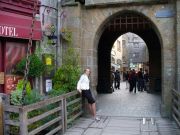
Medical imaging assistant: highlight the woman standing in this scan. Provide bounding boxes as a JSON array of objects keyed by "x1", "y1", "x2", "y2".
[{"x1": 77, "y1": 68, "x2": 100, "y2": 121}]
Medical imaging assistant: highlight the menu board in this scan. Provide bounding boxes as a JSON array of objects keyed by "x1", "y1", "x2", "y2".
[{"x1": 5, "y1": 75, "x2": 23, "y2": 94}]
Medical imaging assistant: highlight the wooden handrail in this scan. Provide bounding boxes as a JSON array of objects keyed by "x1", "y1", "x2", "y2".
[
  {"x1": 1, "y1": 90, "x2": 82, "y2": 135},
  {"x1": 172, "y1": 89, "x2": 180, "y2": 127}
]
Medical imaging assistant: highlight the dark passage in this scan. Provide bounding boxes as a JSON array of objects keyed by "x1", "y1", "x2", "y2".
[{"x1": 97, "y1": 12, "x2": 161, "y2": 93}]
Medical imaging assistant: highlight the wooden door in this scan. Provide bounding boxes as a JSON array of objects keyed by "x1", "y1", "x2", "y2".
[{"x1": 4, "y1": 41, "x2": 27, "y2": 94}]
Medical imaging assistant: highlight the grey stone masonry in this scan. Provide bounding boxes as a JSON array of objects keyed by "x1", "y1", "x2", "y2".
[
  {"x1": 62, "y1": 0, "x2": 176, "y2": 117},
  {"x1": 85, "y1": 0, "x2": 169, "y2": 6}
]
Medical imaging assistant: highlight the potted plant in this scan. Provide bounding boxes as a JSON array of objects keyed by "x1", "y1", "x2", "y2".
[
  {"x1": 43, "y1": 24, "x2": 56, "y2": 36},
  {"x1": 60, "y1": 28, "x2": 72, "y2": 44},
  {"x1": 15, "y1": 54, "x2": 45, "y2": 87}
]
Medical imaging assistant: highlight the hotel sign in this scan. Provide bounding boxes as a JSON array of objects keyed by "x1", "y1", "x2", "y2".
[
  {"x1": 0, "y1": 11, "x2": 42, "y2": 40},
  {"x1": 0, "y1": 25, "x2": 18, "y2": 37}
]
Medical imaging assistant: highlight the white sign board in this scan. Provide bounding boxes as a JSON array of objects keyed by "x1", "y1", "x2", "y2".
[{"x1": 46, "y1": 79, "x2": 52, "y2": 92}]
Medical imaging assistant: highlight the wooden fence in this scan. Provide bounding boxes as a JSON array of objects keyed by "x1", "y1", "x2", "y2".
[
  {"x1": 172, "y1": 89, "x2": 180, "y2": 127},
  {"x1": 0, "y1": 93, "x2": 7, "y2": 135},
  {"x1": 0, "y1": 91, "x2": 82, "y2": 135}
]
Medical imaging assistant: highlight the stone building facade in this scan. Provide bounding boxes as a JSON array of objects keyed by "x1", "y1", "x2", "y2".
[
  {"x1": 61, "y1": 0, "x2": 178, "y2": 117},
  {"x1": 111, "y1": 37, "x2": 122, "y2": 71},
  {"x1": 122, "y1": 33, "x2": 149, "y2": 71},
  {"x1": 111, "y1": 33, "x2": 148, "y2": 72}
]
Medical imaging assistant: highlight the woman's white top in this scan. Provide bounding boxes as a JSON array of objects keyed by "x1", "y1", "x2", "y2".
[{"x1": 77, "y1": 74, "x2": 90, "y2": 90}]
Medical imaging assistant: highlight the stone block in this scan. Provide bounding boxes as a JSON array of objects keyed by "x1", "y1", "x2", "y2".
[
  {"x1": 83, "y1": 128, "x2": 102, "y2": 135},
  {"x1": 149, "y1": 132, "x2": 158, "y2": 135}
]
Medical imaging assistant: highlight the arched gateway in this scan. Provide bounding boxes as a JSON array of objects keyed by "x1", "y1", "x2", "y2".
[
  {"x1": 62, "y1": 2, "x2": 176, "y2": 117},
  {"x1": 97, "y1": 11, "x2": 161, "y2": 95}
]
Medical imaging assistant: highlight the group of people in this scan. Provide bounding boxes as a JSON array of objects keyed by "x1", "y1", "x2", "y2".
[
  {"x1": 110, "y1": 68, "x2": 149, "y2": 93},
  {"x1": 111, "y1": 70, "x2": 121, "y2": 91},
  {"x1": 124, "y1": 68, "x2": 149, "y2": 93},
  {"x1": 76, "y1": 67, "x2": 149, "y2": 122}
]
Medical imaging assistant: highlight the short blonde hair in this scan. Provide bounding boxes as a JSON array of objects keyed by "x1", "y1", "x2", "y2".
[{"x1": 84, "y1": 67, "x2": 90, "y2": 73}]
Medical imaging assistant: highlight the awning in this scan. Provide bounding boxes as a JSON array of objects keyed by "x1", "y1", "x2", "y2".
[{"x1": 0, "y1": 11, "x2": 42, "y2": 40}]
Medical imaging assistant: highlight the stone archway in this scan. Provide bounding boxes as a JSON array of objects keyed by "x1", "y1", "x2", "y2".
[
  {"x1": 61, "y1": 3, "x2": 175, "y2": 116},
  {"x1": 97, "y1": 11, "x2": 162, "y2": 94},
  {"x1": 88, "y1": 7, "x2": 175, "y2": 117}
]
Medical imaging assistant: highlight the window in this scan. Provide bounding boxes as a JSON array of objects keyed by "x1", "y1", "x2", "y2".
[
  {"x1": 133, "y1": 37, "x2": 138, "y2": 42},
  {"x1": 117, "y1": 40, "x2": 121, "y2": 52},
  {"x1": 117, "y1": 59, "x2": 121, "y2": 65},
  {"x1": 128, "y1": 37, "x2": 130, "y2": 42},
  {"x1": 122, "y1": 56, "x2": 126, "y2": 61},
  {"x1": 133, "y1": 52, "x2": 139, "y2": 58},
  {"x1": 111, "y1": 57, "x2": 115, "y2": 64},
  {"x1": 122, "y1": 40, "x2": 126, "y2": 47},
  {"x1": 134, "y1": 43, "x2": 139, "y2": 48}
]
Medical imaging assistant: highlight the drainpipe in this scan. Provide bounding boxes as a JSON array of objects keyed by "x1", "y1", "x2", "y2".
[
  {"x1": 176, "y1": 0, "x2": 180, "y2": 91},
  {"x1": 57, "y1": 0, "x2": 63, "y2": 68}
]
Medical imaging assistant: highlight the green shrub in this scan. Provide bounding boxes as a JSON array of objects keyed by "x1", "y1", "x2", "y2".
[
  {"x1": 53, "y1": 65, "x2": 81, "y2": 92},
  {"x1": 53, "y1": 47, "x2": 81, "y2": 92},
  {"x1": 10, "y1": 90, "x2": 23, "y2": 105},
  {"x1": 10, "y1": 80, "x2": 32, "y2": 105},
  {"x1": 24, "y1": 90, "x2": 43, "y2": 105},
  {"x1": 48, "y1": 88, "x2": 65, "y2": 97},
  {"x1": 16, "y1": 54, "x2": 45, "y2": 78},
  {"x1": 10, "y1": 89, "x2": 43, "y2": 106},
  {"x1": 16, "y1": 80, "x2": 31, "y2": 95}
]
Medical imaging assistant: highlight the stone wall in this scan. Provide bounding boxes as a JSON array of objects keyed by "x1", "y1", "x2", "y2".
[
  {"x1": 36, "y1": 0, "x2": 59, "y2": 94},
  {"x1": 62, "y1": 1, "x2": 176, "y2": 117},
  {"x1": 85, "y1": 0, "x2": 169, "y2": 6}
]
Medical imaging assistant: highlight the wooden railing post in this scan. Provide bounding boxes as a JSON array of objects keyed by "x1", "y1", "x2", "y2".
[
  {"x1": 19, "y1": 107, "x2": 28, "y2": 135},
  {"x1": 63, "y1": 98, "x2": 67, "y2": 132},
  {"x1": 2, "y1": 94, "x2": 10, "y2": 135},
  {"x1": 172, "y1": 89, "x2": 180, "y2": 126},
  {"x1": 3, "y1": 111, "x2": 9, "y2": 135},
  {"x1": 60, "y1": 99, "x2": 65, "y2": 134}
]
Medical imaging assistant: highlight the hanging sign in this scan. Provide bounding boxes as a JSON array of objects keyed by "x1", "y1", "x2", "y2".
[{"x1": 46, "y1": 57, "x2": 52, "y2": 65}]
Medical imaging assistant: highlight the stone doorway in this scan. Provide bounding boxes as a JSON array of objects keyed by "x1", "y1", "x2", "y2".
[{"x1": 97, "y1": 11, "x2": 161, "y2": 94}]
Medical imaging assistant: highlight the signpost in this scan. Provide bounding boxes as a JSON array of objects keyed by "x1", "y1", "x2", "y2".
[{"x1": 155, "y1": 9, "x2": 175, "y2": 18}]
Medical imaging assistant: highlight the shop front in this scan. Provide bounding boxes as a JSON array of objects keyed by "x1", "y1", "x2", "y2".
[{"x1": 0, "y1": 10, "x2": 41, "y2": 93}]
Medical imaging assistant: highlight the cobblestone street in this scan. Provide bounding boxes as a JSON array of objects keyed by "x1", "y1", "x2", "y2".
[
  {"x1": 96, "y1": 82, "x2": 161, "y2": 117},
  {"x1": 64, "y1": 116, "x2": 180, "y2": 135},
  {"x1": 64, "y1": 82, "x2": 180, "y2": 135}
]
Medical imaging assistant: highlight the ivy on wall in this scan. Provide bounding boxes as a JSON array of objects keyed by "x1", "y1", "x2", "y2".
[{"x1": 60, "y1": 28, "x2": 72, "y2": 45}]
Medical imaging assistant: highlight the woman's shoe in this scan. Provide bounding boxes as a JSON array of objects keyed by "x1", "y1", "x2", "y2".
[{"x1": 95, "y1": 117, "x2": 100, "y2": 121}]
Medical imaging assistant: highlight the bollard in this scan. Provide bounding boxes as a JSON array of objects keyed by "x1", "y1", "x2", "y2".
[{"x1": 0, "y1": 96, "x2": 3, "y2": 135}]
